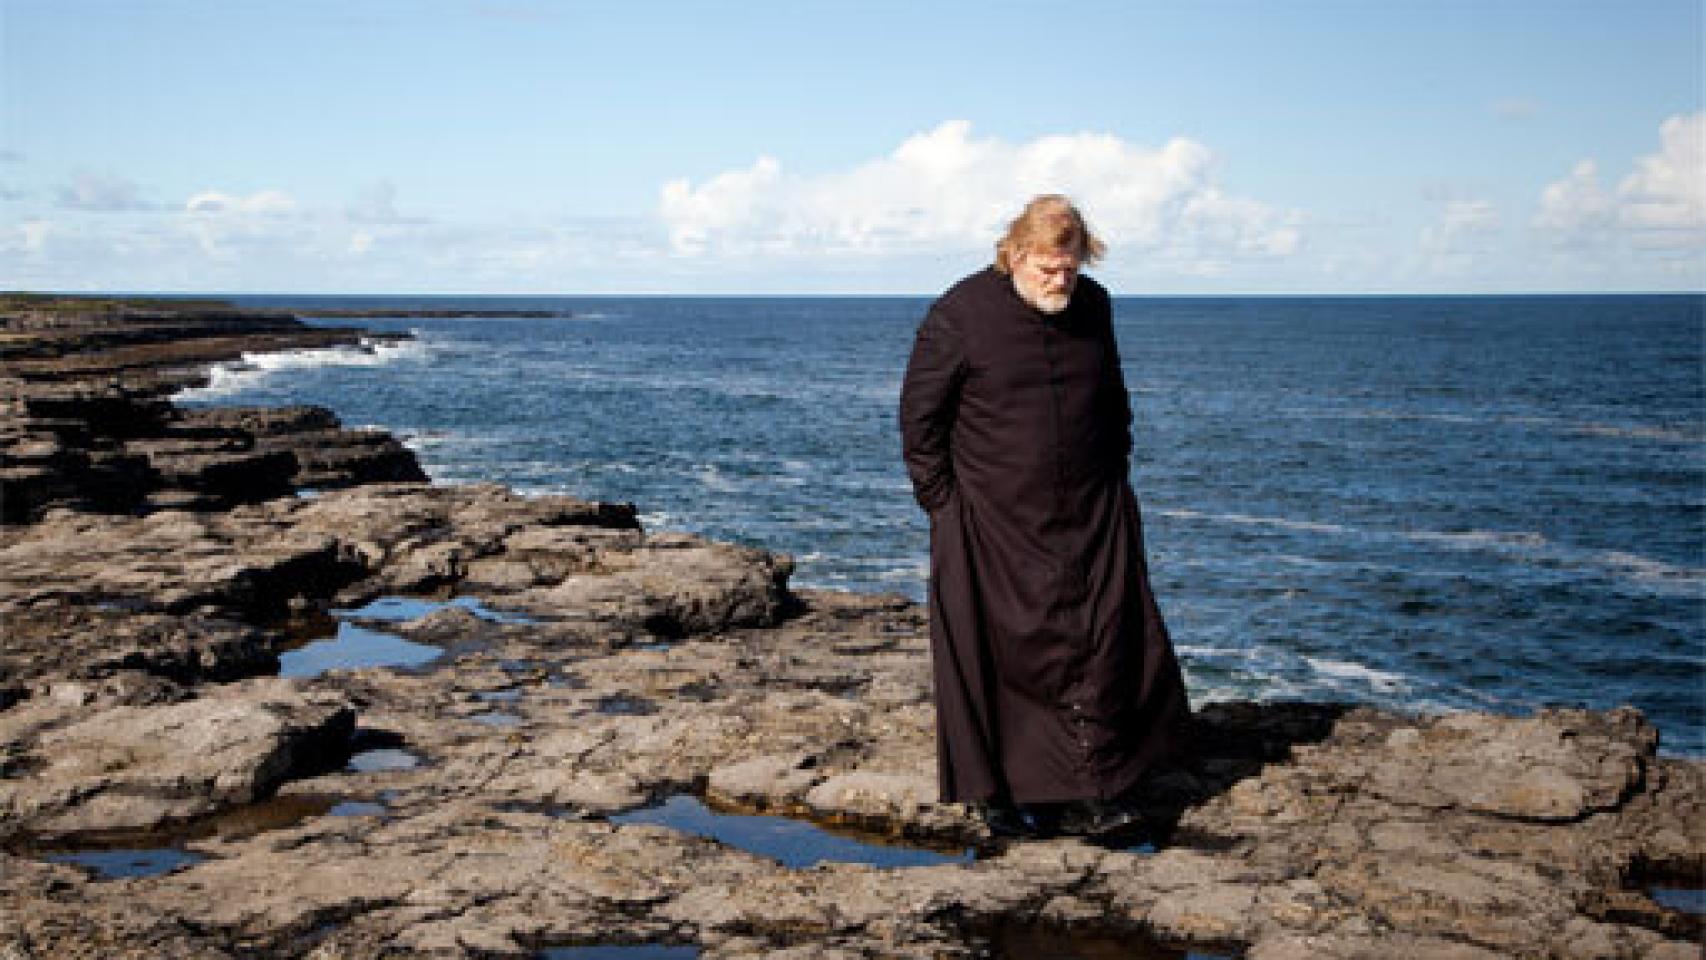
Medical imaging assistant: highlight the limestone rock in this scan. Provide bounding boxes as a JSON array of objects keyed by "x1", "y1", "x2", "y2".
[
  {"x1": 0, "y1": 679, "x2": 354, "y2": 840},
  {"x1": 706, "y1": 753, "x2": 823, "y2": 810},
  {"x1": 1364, "y1": 708, "x2": 1652, "y2": 821}
]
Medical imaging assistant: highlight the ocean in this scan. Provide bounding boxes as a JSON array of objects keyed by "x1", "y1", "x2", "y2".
[{"x1": 178, "y1": 293, "x2": 1705, "y2": 757}]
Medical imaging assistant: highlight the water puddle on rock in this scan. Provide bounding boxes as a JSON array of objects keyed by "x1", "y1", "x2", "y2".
[
  {"x1": 347, "y1": 748, "x2": 423, "y2": 773},
  {"x1": 328, "y1": 800, "x2": 388, "y2": 817},
  {"x1": 339, "y1": 595, "x2": 536, "y2": 625},
  {"x1": 43, "y1": 847, "x2": 204, "y2": 880},
  {"x1": 1651, "y1": 886, "x2": 1706, "y2": 914},
  {"x1": 26, "y1": 792, "x2": 362, "y2": 880},
  {"x1": 278, "y1": 622, "x2": 442, "y2": 678},
  {"x1": 472, "y1": 711, "x2": 523, "y2": 727},
  {"x1": 595, "y1": 694, "x2": 657, "y2": 716},
  {"x1": 538, "y1": 946, "x2": 698, "y2": 959},
  {"x1": 278, "y1": 595, "x2": 537, "y2": 679},
  {"x1": 610, "y1": 795, "x2": 973, "y2": 869}
]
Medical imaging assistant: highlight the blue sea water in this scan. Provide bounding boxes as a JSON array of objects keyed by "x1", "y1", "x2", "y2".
[{"x1": 182, "y1": 294, "x2": 1705, "y2": 756}]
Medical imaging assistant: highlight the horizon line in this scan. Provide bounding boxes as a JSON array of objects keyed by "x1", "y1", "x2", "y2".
[{"x1": 13, "y1": 288, "x2": 1706, "y2": 300}]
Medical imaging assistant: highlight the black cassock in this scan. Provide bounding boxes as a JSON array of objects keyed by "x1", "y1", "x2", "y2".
[{"x1": 899, "y1": 267, "x2": 1191, "y2": 805}]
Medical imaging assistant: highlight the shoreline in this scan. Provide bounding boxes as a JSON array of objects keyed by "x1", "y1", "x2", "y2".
[{"x1": 0, "y1": 296, "x2": 1700, "y2": 958}]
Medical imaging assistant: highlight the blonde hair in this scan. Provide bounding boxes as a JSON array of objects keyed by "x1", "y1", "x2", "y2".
[{"x1": 993, "y1": 194, "x2": 1106, "y2": 274}]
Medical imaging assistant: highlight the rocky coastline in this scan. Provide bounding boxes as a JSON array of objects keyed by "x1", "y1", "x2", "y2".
[{"x1": 0, "y1": 296, "x2": 1699, "y2": 959}]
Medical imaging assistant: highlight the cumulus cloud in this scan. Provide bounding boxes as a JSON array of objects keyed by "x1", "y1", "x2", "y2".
[
  {"x1": 1536, "y1": 160, "x2": 1614, "y2": 240},
  {"x1": 57, "y1": 172, "x2": 155, "y2": 211},
  {"x1": 1617, "y1": 112, "x2": 1705, "y2": 241},
  {"x1": 1536, "y1": 112, "x2": 1705, "y2": 249},
  {"x1": 658, "y1": 120, "x2": 1300, "y2": 271}
]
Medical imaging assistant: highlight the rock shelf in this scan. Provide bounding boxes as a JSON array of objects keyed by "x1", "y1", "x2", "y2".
[{"x1": 0, "y1": 298, "x2": 1699, "y2": 958}]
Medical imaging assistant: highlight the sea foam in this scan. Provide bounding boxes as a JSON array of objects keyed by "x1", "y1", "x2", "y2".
[{"x1": 176, "y1": 335, "x2": 432, "y2": 403}]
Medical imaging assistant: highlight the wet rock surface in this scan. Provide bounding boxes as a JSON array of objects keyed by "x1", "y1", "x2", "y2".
[{"x1": 0, "y1": 298, "x2": 1699, "y2": 958}]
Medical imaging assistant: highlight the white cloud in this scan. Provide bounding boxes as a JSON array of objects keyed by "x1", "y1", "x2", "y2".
[
  {"x1": 185, "y1": 189, "x2": 297, "y2": 215},
  {"x1": 658, "y1": 120, "x2": 1300, "y2": 272},
  {"x1": 1422, "y1": 199, "x2": 1500, "y2": 247},
  {"x1": 1535, "y1": 160, "x2": 1614, "y2": 241},
  {"x1": 1536, "y1": 112, "x2": 1705, "y2": 250},
  {"x1": 1616, "y1": 112, "x2": 1704, "y2": 242},
  {"x1": 57, "y1": 172, "x2": 154, "y2": 211},
  {"x1": 181, "y1": 189, "x2": 301, "y2": 258},
  {"x1": 1419, "y1": 199, "x2": 1501, "y2": 274}
]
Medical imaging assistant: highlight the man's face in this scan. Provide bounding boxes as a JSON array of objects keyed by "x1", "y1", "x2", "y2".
[{"x1": 1012, "y1": 247, "x2": 1080, "y2": 315}]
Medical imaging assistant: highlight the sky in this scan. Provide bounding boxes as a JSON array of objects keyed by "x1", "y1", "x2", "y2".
[{"x1": 1, "y1": 0, "x2": 1702, "y2": 294}]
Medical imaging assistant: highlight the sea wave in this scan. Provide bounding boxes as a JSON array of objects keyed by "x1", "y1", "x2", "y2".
[
  {"x1": 175, "y1": 335, "x2": 433, "y2": 402},
  {"x1": 1329, "y1": 409, "x2": 1702, "y2": 443},
  {"x1": 1156, "y1": 508, "x2": 1704, "y2": 596},
  {"x1": 1304, "y1": 656, "x2": 1409, "y2": 693},
  {"x1": 1157, "y1": 508, "x2": 1354, "y2": 536}
]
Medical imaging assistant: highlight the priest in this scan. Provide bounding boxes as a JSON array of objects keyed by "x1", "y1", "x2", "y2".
[{"x1": 899, "y1": 194, "x2": 1192, "y2": 837}]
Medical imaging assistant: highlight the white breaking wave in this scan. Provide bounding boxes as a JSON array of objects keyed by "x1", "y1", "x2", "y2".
[
  {"x1": 1157, "y1": 507, "x2": 1354, "y2": 536},
  {"x1": 1591, "y1": 550, "x2": 1706, "y2": 595},
  {"x1": 175, "y1": 335, "x2": 433, "y2": 402},
  {"x1": 1156, "y1": 508, "x2": 1703, "y2": 596},
  {"x1": 1408, "y1": 528, "x2": 1551, "y2": 550},
  {"x1": 399, "y1": 428, "x2": 467, "y2": 452},
  {"x1": 1176, "y1": 644, "x2": 1255, "y2": 658},
  {"x1": 875, "y1": 558, "x2": 931, "y2": 582},
  {"x1": 1305, "y1": 657, "x2": 1410, "y2": 693},
  {"x1": 692, "y1": 463, "x2": 740, "y2": 493},
  {"x1": 1331, "y1": 409, "x2": 1702, "y2": 444}
]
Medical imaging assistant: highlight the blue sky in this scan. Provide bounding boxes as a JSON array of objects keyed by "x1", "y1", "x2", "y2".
[{"x1": 2, "y1": 0, "x2": 1701, "y2": 293}]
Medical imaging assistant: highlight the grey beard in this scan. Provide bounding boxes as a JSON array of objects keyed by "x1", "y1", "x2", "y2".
[{"x1": 1014, "y1": 277, "x2": 1071, "y2": 315}]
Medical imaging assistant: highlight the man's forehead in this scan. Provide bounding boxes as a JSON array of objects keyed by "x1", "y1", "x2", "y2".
[{"x1": 1025, "y1": 247, "x2": 1081, "y2": 264}]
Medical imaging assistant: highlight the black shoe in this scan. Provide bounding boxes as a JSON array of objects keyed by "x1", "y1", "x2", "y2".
[
  {"x1": 973, "y1": 800, "x2": 1036, "y2": 839},
  {"x1": 1055, "y1": 799, "x2": 1145, "y2": 839}
]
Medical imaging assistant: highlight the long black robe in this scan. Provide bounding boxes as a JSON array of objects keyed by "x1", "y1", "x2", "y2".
[{"x1": 899, "y1": 267, "x2": 1191, "y2": 805}]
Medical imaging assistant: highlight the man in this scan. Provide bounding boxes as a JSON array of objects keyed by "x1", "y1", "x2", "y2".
[{"x1": 899, "y1": 194, "x2": 1191, "y2": 838}]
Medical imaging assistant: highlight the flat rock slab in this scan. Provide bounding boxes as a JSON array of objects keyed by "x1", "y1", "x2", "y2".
[
  {"x1": 0, "y1": 606, "x2": 276, "y2": 694},
  {"x1": 0, "y1": 679, "x2": 354, "y2": 841},
  {"x1": 1364, "y1": 710, "x2": 1654, "y2": 820},
  {"x1": 0, "y1": 485, "x2": 786, "y2": 639}
]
